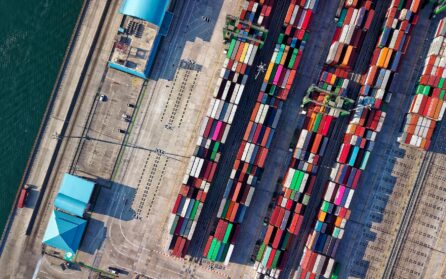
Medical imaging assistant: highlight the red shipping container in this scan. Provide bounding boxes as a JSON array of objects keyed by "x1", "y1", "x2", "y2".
[{"x1": 272, "y1": 229, "x2": 283, "y2": 249}]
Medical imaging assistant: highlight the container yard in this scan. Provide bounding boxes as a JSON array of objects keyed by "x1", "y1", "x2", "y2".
[
  {"x1": 167, "y1": 0, "x2": 273, "y2": 258},
  {"x1": 254, "y1": 0, "x2": 378, "y2": 277},
  {"x1": 399, "y1": 17, "x2": 446, "y2": 149},
  {"x1": 294, "y1": 1, "x2": 421, "y2": 278},
  {"x1": 201, "y1": 0, "x2": 318, "y2": 270},
  {"x1": 3, "y1": 0, "x2": 446, "y2": 278}
]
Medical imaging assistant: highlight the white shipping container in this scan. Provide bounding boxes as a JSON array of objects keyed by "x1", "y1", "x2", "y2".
[
  {"x1": 187, "y1": 220, "x2": 197, "y2": 240},
  {"x1": 210, "y1": 99, "x2": 221, "y2": 119},
  {"x1": 326, "y1": 41, "x2": 339, "y2": 65},
  {"x1": 235, "y1": 84, "x2": 244, "y2": 104},
  {"x1": 221, "y1": 123, "x2": 231, "y2": 144},
  {"x1": 194, "y1": 158, "x2": 204, "y2": 178},
  {"x1": 345, "y1": 23, "x2": 356, "y2": 44},
  {"x1": 312, "y1": 255, "x2": 324, "y2": 274},
  {"x1": 245, "y1": 143, "x2": 256, "y2": 163},
  {"x1": 230, "y1": 83, "x2": 240, "y2": 104},
  {"x1": 228, "y1": 104, "x2": 237, "y2": 124},
  {"x1": 181, "y1": 198, "x2": 190, "y2": 217},
  {"x1": 296, "y1": 129, "x2": 308, "y2": 149},
  {"x1": 217, "y1": 198, "x2": 226, "y2": 218},
  {"x1": 323, "y1": 259, "x2": 335, "y2": 278},
  {"x1": 245, "y1": 186, "x2": 255, "y2": 206},
  {"x1": 249, "y1": 45, "x2": 258, "y2": 66},
  {"x1": 241, "y1": 142, "x2": 251, "y2": 161},
  {"x1": 344, "y1": 189, "x2": 355, "y2": 208},
  {"x1": 222, "y1": 81, "x2": 231, "y2": 101},
  {"x1": 339, "y1": 25, "x2": 349, "y2": 44},
  {"x1": 290, "y1": 5, "x2": 299, "y2": 25},
  {"x1": 325, "y1": 182, "x2": 336, "y2": 201},
  {"x1": 284, "y1": 168, "x2": 295, "y2": 188},
  {"x1": 224, "y1": 244, "x2": 235, "y2": 266},
  {"x1": 260, "y1": 104, "x2": 269, "y2": 124},
  {"x1": 300, "y1": 173, "x2": 309, "y2": 193},
  {"x1": 438, "y1": 102, "x2": 446, "y2": 120},
  {"x1": 244, "y1": 44, "x2": 254, "y2": 65}
]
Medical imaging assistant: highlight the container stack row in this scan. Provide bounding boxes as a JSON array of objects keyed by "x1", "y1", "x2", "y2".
[
  {"x1": 326, "y1": 0, "x2": 375, "y2": 68},
  {"x1": 296, "y1": 1, "x2": 420, "y2": 278},
  {"x1": 399, "y1": 17, "x2": 446, "y2": 149},
  {"x1": 167, "y1": 0, "x2": 274, "y2": 258},
  {"x1": 202, "y1": 0, "x2": 319, "y2": 269},
  {"x1": 254, "y1": 1, "x2": 376, "y2": 277}
]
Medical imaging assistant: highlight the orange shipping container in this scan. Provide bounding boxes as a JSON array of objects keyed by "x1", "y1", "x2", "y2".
[{"x1": 341, "y1": 45, "x2": 353, "y2": 67}]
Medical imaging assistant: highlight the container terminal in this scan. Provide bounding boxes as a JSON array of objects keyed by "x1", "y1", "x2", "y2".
[{"x1": 1, "y1": 0, "x2": 446, "y2": 279}]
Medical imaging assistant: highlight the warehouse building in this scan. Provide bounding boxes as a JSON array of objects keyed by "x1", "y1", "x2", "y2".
[
  {"x1": 109, "y1": 0, "x2": 173, "y2": 79},
  {"x1": 42, "y1": 174, "x2": 95, "y2": 258}
]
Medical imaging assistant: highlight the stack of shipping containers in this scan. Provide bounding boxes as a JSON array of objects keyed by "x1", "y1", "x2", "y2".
[
  {"x1": 255, "y1": 0, "x2": 377, "y2": 277},
  {"x1": 399, "y1": 18, "x2": 446, "y2": 150},
  {"x1": 167, "y1": 0, "x2": 274, "y2": 257},
  {"x1": 297, "y1": 1, "x2": 421, "y2": 278},
  {"x1": 203, "y1": 0, "x2": 319, "y2": 270}
]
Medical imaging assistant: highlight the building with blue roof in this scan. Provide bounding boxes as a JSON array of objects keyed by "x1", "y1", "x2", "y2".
[
  {"x1": 109, "y1": 0, "x2": 173, "y2": 79},
  {"x1": 42, "y1": 210, "x2": 87, "y2": 254},
  {"x1": 119, "y1": 0, "x2": 170, "y2": 27},
  {"x1": 54, "y1": 173, "x2": 95, "y2": 217}
]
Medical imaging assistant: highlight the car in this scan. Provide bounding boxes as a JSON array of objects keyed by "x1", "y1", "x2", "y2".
[
  {"x1": 118, "y1": 129, "x2": 126, "y2": 134},
  {"x1": 127, "y1": 103, "x2": 135, "y2": 108},
  {"x1": 99, "y1": 94, "x2": 107, "y2": 101}
]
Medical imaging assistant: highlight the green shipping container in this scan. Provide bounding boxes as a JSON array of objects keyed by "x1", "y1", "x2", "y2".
[
  {"x1": 441, "y1": 90, "x2": 446, "y2": 100},
  {"x1": 218, "y1": 243, "x2": 230, "y2": 262},
  {"x1": 208, "y1": 238, "x2": 218, "y2": 260},
  {"x1": 270, "y1": 85, "x2": 277, "y2": 96},
  {"x1": 169, "y1": 215, "x2": 179, "y2": 235},
  {"x1": 190, "y1": 200, "x2": 200, "y2": 220},
  {"x1": 416, "y1": 84, "x2": 424, "y2": 95},
  {"x1": 302, "y1": 194, "x2": 310, "y2": 205},
  {"x1": 291, "y1": 170, "x2": 303, "y2": 191},
  {"x1": 360, "y1": 151, "x2": 370, "y2": 170},
  {"x1": 223, "y1": 223, "x2": 233, "y2": 243},
  {"x1": 221, "y1": 199, "x2": 230, "y2": 219},
  {"x1": 333, "y1": 227, "x2": 340, "y2": 238},
  {"x1": 281, "y1": 231, "x2": 290, "y2": 250},
  {"x1": 439, "y1": 78, "x2": 445, "y2": 88},
  {"x1": 210, "y1": 142, "x2": 220, "y2": 161},
  {"x1": 278, "y1": 33, "x2": 284, "y2": 44},
  {"x1": 422, "y1": 86, "x2": 431, "y2": 96},
  {"x1": 313, "y1": 113, "x2": 323, "y2": 132},
  {"x1": 271, "y1": 250, "x2": 281, "y2": 269},
  {"x1": 256, "y1": 243, "x2": 266, "y2": 262},
  {"x1": 275, "y1": 44, "x2": 285, "y2": 64},
  {"x1": 322, "y1": 201, "x2": 330, "y2": 213},
  {"x1": 269, "y1": 63, "x2": 279, "y2": 83},
  {"x1": 302, "y1": 32, "x2": 309, "y2": 42},
  {"x1": 227, "y1": 39, "x2": 236, "y2": 59},
  {"x1": 289, "y1": 189, "x2": 296, "y2": 200},
  {"x1": 337, "y1": 9, "x2": 347, "y2": 27},
  {"x1": 211, "y1": 240, "x2": 222, "y2": 261},
  {"x1": 288, "y1": 49, "x2": 298, "y2": 69},
  {"x1": 262, "y1": 246, "x2": 272, "y2": 267}
]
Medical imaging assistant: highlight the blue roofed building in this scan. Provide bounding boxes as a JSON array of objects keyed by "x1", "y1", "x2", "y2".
[
  {"x1": 42, "y1": 210, "x2": 87, "y2": 254},
  {"x1": 119, "y1": 0, "x2": 170, "y2": 27},
  {"x1": 54, "y1": 173, "x2": 95, "y2": 217},
  {"x1": 109, "y1": 0, "x2": 173, "y2": 78}
]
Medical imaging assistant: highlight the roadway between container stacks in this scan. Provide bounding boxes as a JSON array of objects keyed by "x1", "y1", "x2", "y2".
[
  {"x1": 281, "y1": 0, "x2": 392, "y2": 277},
  {"x1": 187, "y1": 0, "x2": 291, "y2": 259}
]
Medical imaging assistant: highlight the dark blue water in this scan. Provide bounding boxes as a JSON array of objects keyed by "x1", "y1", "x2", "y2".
[{"x1": 0, "y1": 1, "x2": 82, "y2": 234}]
